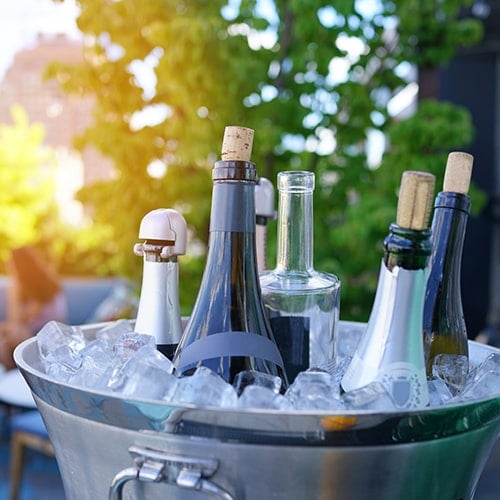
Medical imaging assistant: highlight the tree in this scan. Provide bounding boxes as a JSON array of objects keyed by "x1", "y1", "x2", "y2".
[
  {"x1": 0, "y1": 105, "x2": 58, "y2": 263},
  {"x1": 48, "y1": 0, "x2": 484, "y2": 319}
]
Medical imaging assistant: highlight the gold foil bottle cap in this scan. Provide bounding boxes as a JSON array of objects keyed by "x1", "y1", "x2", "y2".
[
  {"x1": 443, "y1": 152, "x2": 473, "y2": 195},
  {"x1": 221, "y1": 126, "x2": 254, "y2": 161},
  {"x1": 396, "y1": 171, "x2": 436, "y2": 230}
]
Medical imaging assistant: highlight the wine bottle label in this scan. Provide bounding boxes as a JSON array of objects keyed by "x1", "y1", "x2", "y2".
[
  {"x1": 346, "y1": 353, "x2": 428, "y2": 408},
  {"x1": 175, "y1": 331, "x2": 285, "y2": 372},
  {"x1": 379, "y1": 362, "x2": 428, "y2": 408},
  {"x1": 270, "y1": 316, "x2": 310, "y2": 381},
  {"x1": 210, "y1": 184, "x2": 255, "y2": 233}
]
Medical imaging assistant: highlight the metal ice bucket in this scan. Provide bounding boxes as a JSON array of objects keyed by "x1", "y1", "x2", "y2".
[{"x1": 14, "y1": 322, "x2": 500, "y2": 500}]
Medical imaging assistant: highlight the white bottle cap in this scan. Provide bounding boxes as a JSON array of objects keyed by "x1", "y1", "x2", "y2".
[{"x1": 138, "y1": 208, "x2": 187, "y2": 255}]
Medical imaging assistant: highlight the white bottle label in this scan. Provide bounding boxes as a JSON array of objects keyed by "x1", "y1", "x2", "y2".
[{"x1": 379, "y1": 362, "x2": 428, "y2": 409}]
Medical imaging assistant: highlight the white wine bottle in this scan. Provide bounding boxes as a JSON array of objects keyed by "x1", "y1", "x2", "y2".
[
  {"x1": 133, "y1": 208, "x2": 187, "y2": 359},
  {"x1": 341, "y1": 170, "x2": 435, "y2": 409},
  {"x1": 173, "y1": 126, "x2": 287, "y2": 387}
]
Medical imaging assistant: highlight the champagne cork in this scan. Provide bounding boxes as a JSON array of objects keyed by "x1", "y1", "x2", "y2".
[
  {"x1": 396, "y1": 171, "x2": 435, "y2": 230},
  {"x1": 221, "y1": 126, "x2": 254, "y2": 161},
  {"x1": 443, "y1": 152, "x2": 473, "y2": 194}
]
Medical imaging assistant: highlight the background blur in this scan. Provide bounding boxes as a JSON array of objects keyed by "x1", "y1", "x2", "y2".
[{"x1": 0, "y1": 0, "x2": 498, "y2": 341}]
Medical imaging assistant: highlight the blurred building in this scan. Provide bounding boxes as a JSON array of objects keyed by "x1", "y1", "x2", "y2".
[{"x1": 0, "y1": 33, "x2": 114, "y2": 223}]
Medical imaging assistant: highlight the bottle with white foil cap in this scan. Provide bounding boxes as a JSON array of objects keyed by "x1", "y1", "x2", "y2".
[
  {"x1": 134, "y1": 208, "x2": 187, "y2": 359},
  {"x1": 341, "y1": 170, "x2": 435, "y2": 409}
]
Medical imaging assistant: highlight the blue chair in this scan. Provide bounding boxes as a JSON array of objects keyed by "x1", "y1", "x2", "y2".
[{"x1": 9, "y1": 410, "x2": 55, "y2": 500}]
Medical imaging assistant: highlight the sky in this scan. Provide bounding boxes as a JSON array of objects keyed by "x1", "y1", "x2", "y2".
[{"x1": 0, "y1": 0, "x2": 81, "y2": 80}]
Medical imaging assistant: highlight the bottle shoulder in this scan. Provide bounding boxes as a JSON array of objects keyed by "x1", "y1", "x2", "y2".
[{"x1": 259, "y1": 268, "x2": 340, "y2": 292}]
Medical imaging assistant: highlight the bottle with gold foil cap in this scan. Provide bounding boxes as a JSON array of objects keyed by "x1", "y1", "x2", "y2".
[
  {"x1": 424, "y1": 152, "x2": 473, "y2": 389},
  {"x1": 341, "y1": 170, "x2": 435, "y2": 409},
  {"x1": 173, "y1": 126, "x2": 287, "y2": 387}
]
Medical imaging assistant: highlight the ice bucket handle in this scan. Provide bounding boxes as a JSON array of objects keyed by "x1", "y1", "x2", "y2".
[{"x1": 108, "y1": 445, "x2": 235, "y2": 500}]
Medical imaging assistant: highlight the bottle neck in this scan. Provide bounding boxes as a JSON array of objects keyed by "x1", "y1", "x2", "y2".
[
  {"x1": 428, "y1": 191, "x2": 470, "y2": 289},
  {"x1": 209, "y1": 160, "x2": 257, "y2": 234},
  {"x1": 205, "y1": 178, "x2": 258, "y2": 287},
  {"x1": 383, "y1": 224, "x2": 432, "y2": 271},
  {"x1": 135, "y1": 256, "x2": 182, "y2": 346},
  {"x1": 276, "y1": 188, "x2": 313, "y2": 273}
]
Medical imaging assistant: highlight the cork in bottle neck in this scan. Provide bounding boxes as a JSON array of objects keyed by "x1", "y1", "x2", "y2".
[
  {"x1": 214, "y1": 126, "x2": 258, "y2": 183},
  {"x1": 443, "y1": 152, "x2": 473, "y2": 195},
  {"x1": 396, "y1": 170, "x2": 435, "y2": 231}
]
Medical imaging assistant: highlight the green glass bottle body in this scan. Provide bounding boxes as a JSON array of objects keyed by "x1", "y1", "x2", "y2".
[{"x1": 424, "y1": 191, "x2": 470, "y2": 374}]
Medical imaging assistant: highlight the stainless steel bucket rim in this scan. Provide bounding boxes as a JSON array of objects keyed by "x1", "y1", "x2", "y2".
[{"x1": 14, "y1": 332, "x2": 500, "y2": 447}]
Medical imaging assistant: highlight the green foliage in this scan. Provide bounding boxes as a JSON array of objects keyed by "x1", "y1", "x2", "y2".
[
  {"x1": 0, "y1": 105, "x2": 58, "y2": 263},
  {"x1": 45, "y1": 0, "x2": 484, "y2": 321}
]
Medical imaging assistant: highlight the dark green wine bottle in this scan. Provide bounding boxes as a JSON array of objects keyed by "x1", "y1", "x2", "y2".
[{"x1": 424, "y1": 152, "x2": 473, "y2": 379}]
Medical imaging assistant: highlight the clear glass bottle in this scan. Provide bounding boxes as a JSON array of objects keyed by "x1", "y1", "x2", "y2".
[
  {"x1": 173, "y1": 126, "x2": 287, "y2": 387},
  {"x1": 133, "y1": 208, "x2": 187, "y2": 359},
  {"x1": 259, "y1": 171, "x2": 341, "y2": 382},
  {"x1": 424, "y1": 152, "x2": 473, "y2": 383},
  {"x1": 341, "y1": 170, "x2": 435, "y2": 409}
]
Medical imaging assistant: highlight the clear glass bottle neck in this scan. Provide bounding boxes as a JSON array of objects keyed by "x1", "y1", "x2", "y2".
[{"x1": 276, "y1": 173, "x2": 314, "y2": 273}]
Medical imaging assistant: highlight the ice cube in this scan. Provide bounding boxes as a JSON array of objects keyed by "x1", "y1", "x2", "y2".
[
  {"x1": 172, "y1": 366, "x2": 238, "y2": 408},
  {"x1": 341, "y1": 381, "x2": 395, "y2": 410},
  {"x1": 95, "y1": 319, "x2": 133, "y2": 345},
  {"x1": 336, "y1": 323, "x2": 365, "y2": 360},
  {"x1": 328, "y1": 356, "x2": 352, "y2": 388},
  {"x1": 431, "y1": 354, "x2": 469, "y2": 394},
  {"x1": 284, "y1": 370, "x2": 342, "y2": 411},
  {"x1": 111, "y1": 332, "x2": 156, "y2": 360},
  {"x1": 427, "y1": 378, "x2": 453, "y2": 406},
  {"x1": 67, "y1": 339, "x2": 115, "y2": 389},
  {"x1": 37, "y1": 321, "x2": 85, "y2": 360},
  {"x1": 471, "y1": 352, "x2": 500, "y2": 382},
  {"x1": 121, "y1": 365, "x2": 178, "y2": 400},
  {"x1": 457, "y1": 369, "x2": 500, "y2": 402},
  {"x1": 238, "y1": 385, "x2": 287, "y2": 410},
  {"x1": 44, "y1": 344, "x2": 83, "y2": 382},
  {"x1": 123, "y1": 345, "x2": 174, "y2": 375},
  {"x1": 232, "y1": 370, "x2": 282, "y2": 397},
  {"x1": 69, "y1": 364, "x2": 105, "y2": 389},
  {"x1": 119, "y1": 345, "x2": 177, "y2": 400},
  {"x1": 91, "y1": 364, "x2": 122, "y2": 392},
  {"x1": 81, "y1": 339, "x2": 114, "y2": 370}
]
